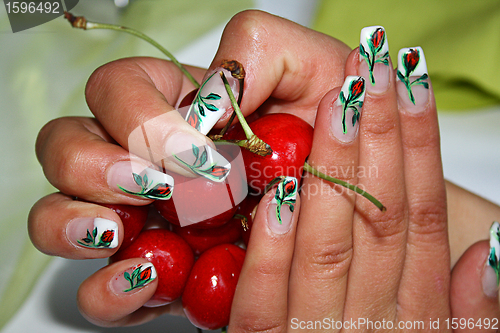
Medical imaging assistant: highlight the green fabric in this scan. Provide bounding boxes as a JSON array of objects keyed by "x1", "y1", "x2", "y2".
[
  {"x1": 313, "y1": 0, "x2": 500, "y2": 110},
  {"x1": 0, "y1": 0, "x2": 251, "y2": 329}
]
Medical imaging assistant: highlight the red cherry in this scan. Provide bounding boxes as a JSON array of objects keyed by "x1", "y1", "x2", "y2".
[
  {"x1": 178, "y1": 88, "x2": 198, "y2": 108},
  {"x1": 154, "y1": 155, "x2": 246, "y2": 229},
  {"x1": 100, "y1": 203, "x2": 149, "y2": 249},
  {"x1": 182, "y1": 244, "x2": 245, "y2": 330},
  {"x1": 225, "y1": 113, "x2": 313, "y2": 193},
  {"x1": 171, "y1": 217, "x2": 241, "y2": 256},
  {"x1": 111, "y1": 229, "x2": 194, "y2": 306}
]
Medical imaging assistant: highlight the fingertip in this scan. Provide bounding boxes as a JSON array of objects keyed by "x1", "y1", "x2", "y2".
[
  {"x1": 28, "y1": 194, "x2": 124, "y2": 259},
  {"x1": 451, "y1": 240, "x2": 500, "y2": 323},
  {"x1": 77, "y1": 258, "x2": 158, "y2": 327}
]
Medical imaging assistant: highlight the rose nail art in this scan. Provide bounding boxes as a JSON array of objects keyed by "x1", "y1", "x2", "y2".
[
  {"x1": 271, "y1": 177, "x2": 298, "y2": 225},
  {"x1": 331, "y1": 76, "x2": 366, "y2": 143},
  {"x1": 76, "y1": 218, "x2": 118, "y2": 249},
  {"x1": 487, "y1": 221, "x2": 500, "y2": 285},
  {"x1": 122, "y1": 263, "x2": 157, "y2": 292},
  {"x1": 359, "y1": 26, "x2": 389, "y2": 86},
  {"x1": 164, "y1": 132, "x2": 231, "y2": 182},
  {"x1": 173, "y1": 143, "x2": 231, "y2": 182},
  {"x1": 397, "y1": 47, "x2": 429, "y2": 105},
  {"x1": 184, "y1": 67, "x2": 240, "y2": 135},
  {"x1": 118, "y1": 167, "x2": 174, "y2": 200}
]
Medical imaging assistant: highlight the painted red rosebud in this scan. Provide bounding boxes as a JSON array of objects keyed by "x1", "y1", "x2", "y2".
[
  {"x1": 150, "y1": 183, "x2": 171, "y2": 197},
  {"x1": 187, "y1": 112, "x2": 200, "y2": 129},
  {"x1": 372, "y1": 28, "x2": 385, "y2": 50},
  {"x1": 350, "y1": 78, "x2": 365, "y2": 99},
  {"x1": 404, "y1": 48, "x2": 420, "y2": 75},
  {"x1": 101, "y1": 230, "x2": 114, "y2": 243},
  {"x1": 140, "y1": 266, "x2": 152, "y2": 281},
  {"x1": 210, "y1": 165, "x2": 230, "y2": 179},
  {"x1": 284, "y1": 179, "x2": 296, "y2": 195}
]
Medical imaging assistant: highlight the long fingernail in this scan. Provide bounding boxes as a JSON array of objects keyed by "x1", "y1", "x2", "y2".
[
  {"x1": 67, "y1": 217, "x2": 119, "y2": 249},
  {"x1": 359, "y1": 26, "x2": 390, "y2": 94},
  {"x1": 483, "y1": 221, "x2": 500, "y2": 298},
  {"x1": 396, "y1": 47, "x2": 430, "y2": 112},
  {"x1": 184, "y1": 67, "x2": 240, "y2": 135},
  {"x1": 107, "y1": 161, "x2": 174, "y2": 200},
  {"x1": 331, "y1": 76, "x2": 366, "y2": 143},
  {"x1": 164, "y1": 132, "x2": 231, "y2": 182},
  {"x1": 111, "y1": 263, "x2": 157, "y2": 294},
  {"x1": 268, "y1": 177, "x2": 298, "y2": 234}
]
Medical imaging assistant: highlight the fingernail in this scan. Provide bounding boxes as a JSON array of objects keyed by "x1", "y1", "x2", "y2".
[
  {"x1": 67, "y1": 217, "x2": 119, "y2": 249},
  {"x1": 111, "y1": 263, "x2": 157, "y2": 294},
  {"x1": 184, "y1": 67, "x2": 240, "y2": 135},
  {"x1": 359, "y1": 26, "x2": 390, "y2": 94},
  {"x1": 164, "y1": 132, "x2": 231, "y2": 182},
  {"x1": 331, "y1": 76, "x2": 366, "y2": 143},
  {"x1": 483, "y1": 221, "x2": 500, "y2": 298},
  {"x1": 396, "y1": 47, "x2": 430, "y2": 112},
  {"x1": 268, "y1": 177, "x2": 298, "y2": 234},
  {"x1": 107, "y1": 161, "x2": 174, "y2": 200}
]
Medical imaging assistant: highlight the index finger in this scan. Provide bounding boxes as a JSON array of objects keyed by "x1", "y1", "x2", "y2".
[{"x1": 209, "y1": 10, "x2": 351, "y2": 127}]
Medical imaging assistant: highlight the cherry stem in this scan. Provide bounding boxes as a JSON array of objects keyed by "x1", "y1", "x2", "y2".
[
  {"x1": 219, "y1": 72, "x2": 272, "y2": 156},
  {"x1": 217, "y1": 60, "x2": 245, "y2": 137},
  {"x1": 303, "y1": 162, "x2": 386, "y2": 212},
  {"x1": 63, "y1": 12, "x2": 200, "y2": 89},
  {"x1": 234, "y1": 213, "x2": 249, "y2": 231}
]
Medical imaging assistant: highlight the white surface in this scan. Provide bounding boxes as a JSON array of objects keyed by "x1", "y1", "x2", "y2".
[{"x1": 439, "y1": 107, "x2": 500, "y2": 206}]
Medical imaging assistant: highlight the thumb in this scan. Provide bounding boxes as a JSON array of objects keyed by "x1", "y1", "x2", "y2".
[{"x1": 451, "y1": 231, "x2": 500, "y2": 332}]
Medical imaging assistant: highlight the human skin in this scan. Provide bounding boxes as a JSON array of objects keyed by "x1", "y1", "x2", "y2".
[{"x1": 28, "y1": 10, "x2": 499, "y2": 330}]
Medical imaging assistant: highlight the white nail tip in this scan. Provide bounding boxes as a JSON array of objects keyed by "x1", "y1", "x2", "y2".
[
  {"x1": 359, "y1": 26, "x2": 389, "y2": 60},
  {"x1": 77, "y1": 218, "x2": 119, "y2": 249},
  {"x1": 397, "y1": 47, "x2": 428, "y2": 78},
  {"x1": 184, "y1": 68, "x2": 240, "y2": 135}
]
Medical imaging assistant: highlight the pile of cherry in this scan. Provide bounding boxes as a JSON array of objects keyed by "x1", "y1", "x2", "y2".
[{"x1": 105, "y1": 111, "x2": 314, "y2": 330}]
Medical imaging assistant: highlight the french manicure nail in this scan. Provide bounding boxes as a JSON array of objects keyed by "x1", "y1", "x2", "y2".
[
  {"x1": 484, "y1": 221, "x2": 500, "y2": 298},
  {"x1": 396, "y1": 47, "x2": 430, "y2": 112},
  {"x1": 359, "y1": 26, "x2": 390, "y2": 93},
  {"x1": 111, "y1": 263, "x2": 157, "y2": 294},
  {"x1": 185, "y1": 67, "x2": 240, "y2": 135},
  {"x1": 268, "y1": 177, "x2": 298, "y2": 234},
  {"x1": 108, "y1": 161, "x2": 174, "y2": 200},
  {"x1": 164, "y1": 132, "x2": 231, "y2": 182},
  {"x1": 68, "y1": 217, "x2": 119, "y2": 249},
  {"x1": 331, "y1": 76, "x2": 366, "y2": 143}
]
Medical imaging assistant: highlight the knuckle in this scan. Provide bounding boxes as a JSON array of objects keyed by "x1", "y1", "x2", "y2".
[
  {"x1": 409, "y1": 197, "x2": 447, "y2": 237},
  {"x1": 368, "y1": 204, "x2": 407, "y2": 240},
  {"x1": 85, "y1": 59, "x2": 133, "y2": 110},
  {"x1": 302, "y1": 241, "x2": 353, "y2": 281},
  {"x1": 226, "y1": 10, "x2": 272, "y2": 38},
  {"x1": 36, "y1": 117, "x2": 63, "y2": 162}
]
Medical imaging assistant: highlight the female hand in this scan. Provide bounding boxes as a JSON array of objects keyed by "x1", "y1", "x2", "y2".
[
  {"x1": 28, "y1": 10, "x2": 499, "y2": 329},
  {"x1": 28, "y1": 10, "x2": 350, "y2": 326}
]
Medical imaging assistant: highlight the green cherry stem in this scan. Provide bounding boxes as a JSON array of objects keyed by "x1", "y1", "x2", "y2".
[
  {"x1": 220, "y1": 72, "x2": 272, "y2": 156},
  {"x1": 63, "y1": 12, "x2": 200, "y2": 89},
  {"x1": 303, "y1": 162, "x2": 386, "y2": 212}
]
